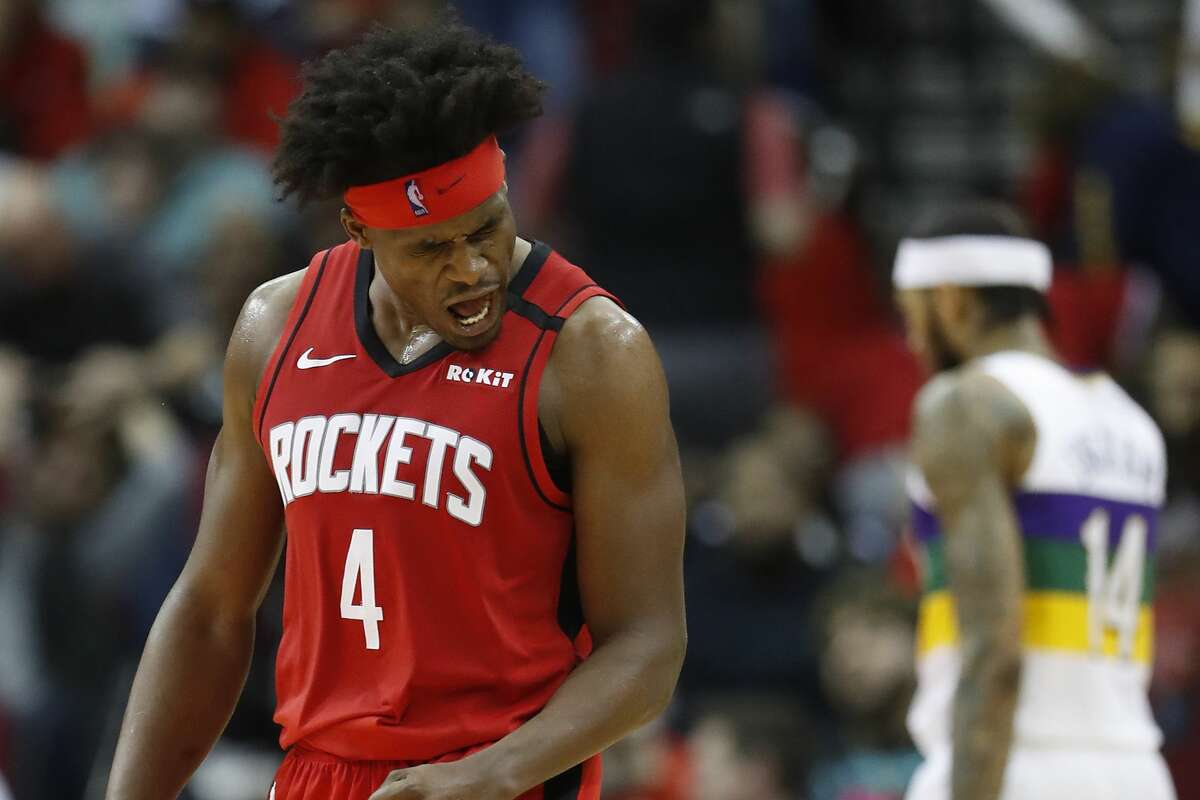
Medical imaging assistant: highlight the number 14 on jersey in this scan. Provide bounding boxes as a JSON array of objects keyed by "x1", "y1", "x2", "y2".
[{"x1": 1081, "y1": 510, "x2": 1146, "y2": 660}]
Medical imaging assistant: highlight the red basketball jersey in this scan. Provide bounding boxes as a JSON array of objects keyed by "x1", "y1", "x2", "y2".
[{"x1": 253, "y1": 240, "x2": 616, "y2": 765}]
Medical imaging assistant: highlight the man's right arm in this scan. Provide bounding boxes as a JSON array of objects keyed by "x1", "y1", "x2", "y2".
[
  {"x1": 912, "y1": 371, "x2": 1034, "y2": 800},
  {"x1": 106, "y1": 272, "x2": 304, "y2": 800}
]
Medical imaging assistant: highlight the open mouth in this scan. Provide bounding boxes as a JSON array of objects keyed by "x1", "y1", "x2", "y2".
[{"x1": 447, "y1": 289, "x2": 500, "y2": 335}]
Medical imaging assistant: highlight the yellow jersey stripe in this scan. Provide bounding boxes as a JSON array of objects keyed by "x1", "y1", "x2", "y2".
[{"x1": 917, "y1": 590, "x2": 1153, "y2": 664}]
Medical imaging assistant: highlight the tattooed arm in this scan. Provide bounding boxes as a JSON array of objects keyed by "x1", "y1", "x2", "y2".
[{"x1": 912, "y1": 371, "x2": 1035, "y2": 800}]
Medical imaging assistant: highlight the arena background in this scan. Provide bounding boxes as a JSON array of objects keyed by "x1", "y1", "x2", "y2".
[{"x1": 1, "y1": 0, "x2": 1199, "y2": 798}]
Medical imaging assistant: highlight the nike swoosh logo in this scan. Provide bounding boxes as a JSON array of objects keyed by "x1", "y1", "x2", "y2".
[
  {"x1": 297, "y1": 347, "x2": 356, "y2": 369},
  {"x1": 436, "y1": 174, "x2": 466, "y2": 194}
]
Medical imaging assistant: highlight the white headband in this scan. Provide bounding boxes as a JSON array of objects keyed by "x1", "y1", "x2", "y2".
[{"x1": 892, "y1": 235, "x2": 1053, "y2": 291}]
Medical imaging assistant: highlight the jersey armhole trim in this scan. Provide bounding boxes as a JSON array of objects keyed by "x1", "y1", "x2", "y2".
[
  {"x1": 507, "y1": 239, "x2": 553, "y2": 296},
  {"x1": 253, "y1": 249, "x2": 333, "y2": 445},
  {"x1": 519, "y1": 327, "x2": 572, "y2": 512},
  {"x1": 508, "y1": 293, "x2": 566, "y2": 331},
  {"x1": 518, "y1": 284, "x2": 622, "y2": 512}
]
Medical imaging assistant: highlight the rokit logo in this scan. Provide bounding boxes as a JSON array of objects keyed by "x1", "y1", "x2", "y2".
[{"x1": 446, "y1": 364, "x2": 515, "y2": 388}]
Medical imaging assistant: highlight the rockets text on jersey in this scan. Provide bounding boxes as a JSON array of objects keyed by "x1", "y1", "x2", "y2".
[{"x1": 266, "y1": 413, "x2": 492, "y2": 526}]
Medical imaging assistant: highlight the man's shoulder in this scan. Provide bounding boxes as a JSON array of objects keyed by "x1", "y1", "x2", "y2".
[
  {"x1": 554, "y1": 296, "x2": 651, "y2": 381},
  {"x1": 540, "y1": 296, "x2": 666, "y2": 445},
  {"x1": 242, "y1": 241, "x2": 357, "y2": 331},
  {"x1": 913, "y1": 366, "x2": 1035, "y2": 485},
  {"x1": 225, "y1": 267, "x2": 309, "y2": 400},
  {"x1": 239, "y1": 268, "x2": 309, "y2": 348},
  {"x1": 915, "y1": 367, "x2": 1029, "y2": 431}
]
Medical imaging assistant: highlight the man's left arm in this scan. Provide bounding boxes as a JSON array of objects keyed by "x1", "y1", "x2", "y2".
[{"x1": 372, "y1": 298, "x2": 687, "y2": 800}]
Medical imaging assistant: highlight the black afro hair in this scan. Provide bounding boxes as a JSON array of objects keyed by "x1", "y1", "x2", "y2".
[{"x1": 272, "y1": 19, "x2": 547, "y2": 207}]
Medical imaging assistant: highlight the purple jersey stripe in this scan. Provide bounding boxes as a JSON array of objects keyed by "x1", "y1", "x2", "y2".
[{"x1": 911, "y1": 491, "x2": 1158, "y2": 549}]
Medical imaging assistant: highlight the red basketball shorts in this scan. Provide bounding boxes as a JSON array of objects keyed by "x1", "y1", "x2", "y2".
[{"x1": 269, "y1": 745, "x2": 602, "y2": 800}]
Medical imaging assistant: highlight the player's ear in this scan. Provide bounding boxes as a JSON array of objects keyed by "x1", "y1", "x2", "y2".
[{"x1": 341, "y1": 209, "x2": 372, "y2": 249}]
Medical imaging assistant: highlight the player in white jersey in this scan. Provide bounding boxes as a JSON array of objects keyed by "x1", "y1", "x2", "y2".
[{"x1": 891, "y1": 203, "x2": 1175, "y2": 800}]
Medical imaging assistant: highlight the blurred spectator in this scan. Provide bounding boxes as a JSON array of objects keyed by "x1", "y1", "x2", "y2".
[
  {"x1": 293, "y1": 0, "x2": 444, "y2": 52},
  {"x1": 0, "y1": 160, "x2": 157, "y2": 364},
  {"x1": 1142, "y1": 315, "x2": 1200, "y2": 799},
  {"x1": 754, "y1": 118, "x2": 921, "y2": 562},
  {"x1": 455, "y1": 0, "x2": 583, "y2": 112},
  {"x1": 604, "y1": 693, "x2": 813, "y2": 800},
  {"x1": 1024, "y1": 65, "x2": 1200, "y2": 336},
  {"x1": 1153, "y1": 557, "x2": 1200, "y2": 800},
  {"x1": 758, "y1": 207, "x2": 922, "y2": 466},
  {"x1": 103, "y1": 0, "x2": 299, "y2": 152},
  {"x1": 601, "y1": 717, "x2": 691, "y2": 800},
  {"x1": 687, "y1": 694, "x2": 811, "y2": 800},
  {"x1": 0, "y1": 0, "x2": 93, "y2": 160},
  {"x1": 0, "y1": 355, "x2": 191, "y2": 799},
  {"x1": 177, "y1": 0, "x2": 298, "y2": 152},
  {"x1": 55, "y1": 62, "x2": 282, "y2": 315},
  {"x1": 682, "y1": 407, "x2": 833, "y2": 699},
  {"x1": 0, "y1": 347, "x2": 34, "y2": 705},
  {"x1": 0, "y1": 348, "x2": 30, "y2": 511},
  {"x1": 149, "y1": 212, "x2": 291, "y2": 430},
  {"x1": 808, "y1": 571, "x2": 920, "y2": 800},
  {"x1": 1042, "y1": 267, "x2": 1143, "y2": 371},
  {"x1": 1135, "y1": 309, "x2": 1200, "y2": 800},
  {"x1": 521, "y1": 0, "x2": 758, "y2": 327},
  {"x1": 46, "y1": 0, "x2": 142, "y2": 90},
  {"x1": 518, "y1": 0, "x2": 805, "y2": 447},
  {"x1": 0, "y1": 348, "x2": 29, "y2": 781},
  {"x1": 1148, "y1": 322, "x2": 1200, "y2": 543}
]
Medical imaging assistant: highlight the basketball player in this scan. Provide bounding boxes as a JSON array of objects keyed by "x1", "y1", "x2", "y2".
[
  {"x1": 893, "y1": 204, "x2": 1175, "y2": 800},
  {"x1": 105, "y1": 22, "x2": 686, "y2": 800}
]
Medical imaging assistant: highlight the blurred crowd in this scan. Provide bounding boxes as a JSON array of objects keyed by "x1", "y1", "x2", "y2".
[{"x1": 0, "y1": 0, "x2": 1198, "y2": 799}]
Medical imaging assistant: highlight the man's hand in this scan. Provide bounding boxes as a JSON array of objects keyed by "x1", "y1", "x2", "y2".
[{"x1": 368, "y1": 762, "x2": 505, "y2": 800}]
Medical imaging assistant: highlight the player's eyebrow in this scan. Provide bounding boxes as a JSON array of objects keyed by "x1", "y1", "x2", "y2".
[
  {"x1": 467, "y1": 215, "x2": 501, "y2": 237},
  {"x1": 416, "y1": 215, "x2": 500, "y2": 249}
]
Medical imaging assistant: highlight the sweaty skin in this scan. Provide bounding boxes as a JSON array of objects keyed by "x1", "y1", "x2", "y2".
[
  {"x1": 105, "y1": 235, "x2": 687, "y2": 800},
  {"x1": 911, "y1": 369, "x2": 1035, "y2": 800}
]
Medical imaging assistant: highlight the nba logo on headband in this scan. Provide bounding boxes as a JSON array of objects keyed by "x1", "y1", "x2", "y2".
[
  {"x1": 344, "y1": 137, "x2": 505, "y2": 228},
  {"x1": 405, "y1": 179, "x2": 429, "y2": 217}
]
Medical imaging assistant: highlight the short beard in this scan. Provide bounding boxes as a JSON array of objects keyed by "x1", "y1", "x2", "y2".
[{"x1": 927, "y1": 311, "x2": 964, "y2": 373}]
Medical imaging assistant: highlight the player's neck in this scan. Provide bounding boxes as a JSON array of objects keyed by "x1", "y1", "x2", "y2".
[{"x1": 967, "y1": 316, "x2": 1054, "y2": 363}]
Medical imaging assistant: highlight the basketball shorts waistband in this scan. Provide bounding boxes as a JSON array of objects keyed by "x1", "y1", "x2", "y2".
[{"x1": 273, "y1": 744, "x2": 601, "y2": 800}]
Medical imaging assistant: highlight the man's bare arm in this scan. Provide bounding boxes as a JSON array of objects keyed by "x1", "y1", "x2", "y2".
[
  {"x1": 371, "y1": 298, "x2": 687, "y2": 800},
  {"x1": 912, "y1": 372, "x2": 1034, "y2": 800},
  {"x1": 106, "y1": 273, "x2": 303, "y2": 800}
]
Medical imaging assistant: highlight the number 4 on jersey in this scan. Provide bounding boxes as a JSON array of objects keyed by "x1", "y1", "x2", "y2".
[
  {"x1": 1081, "y1": 510, "x2": 1146, "y2": 659},
  {"x1": 341, "y1": 528, "x2": 384, "y2": 650}
]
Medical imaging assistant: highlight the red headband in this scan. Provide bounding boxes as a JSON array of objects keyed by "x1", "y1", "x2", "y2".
[{"x1": 343, "y1": 136, "x2": 505, "y2": 228}]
